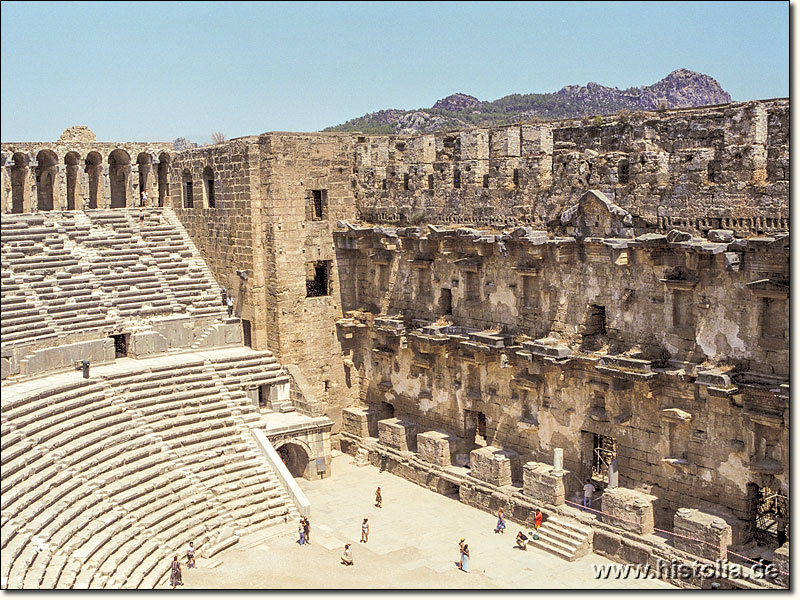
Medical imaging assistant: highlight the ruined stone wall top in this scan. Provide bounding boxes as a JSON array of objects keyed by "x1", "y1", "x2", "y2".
[{"x1": 58, "y1": 125, "x2": 97, "y2": 143}]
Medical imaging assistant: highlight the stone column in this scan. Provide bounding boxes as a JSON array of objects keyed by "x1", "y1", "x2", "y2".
[
  {"x1": 102, "y1": 166, "x2": 110, "y2": 209},
  {"x1": 80, "y1": 170, "x2": 90, "y2": 210},
  {"x1": 29, "y1": 161, "x2": 38, "y2": 212},
  {"x1": 131, "y1": 165, "x2": 140, "y2": 206},
  {"x1": 56, "y1": 164, "x2": 67, "y2": 210}
]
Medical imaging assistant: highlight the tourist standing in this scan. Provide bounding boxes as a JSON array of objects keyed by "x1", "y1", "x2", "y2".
[
  {"x1": 226, "y1": 295, "x2": 234, "y2": 317},
  {"x1": 361, "y1": 518, "x2": 369, "y2": 543},
  {"x1": 341, "y1": 543, "x2": 354, "y2": 566},
  {"x1": 495, "y1": 508, "x2": 506, "y2": 533},
  {"x1": 460, "y1": 544, "x2": 470, "y2": 572},
  {"x1": 186, "y1": 541, "x2": 195, "y2": 568},
  {"x1": 534, "y1": 508, "x2": 543, "y2": 530},
  {"x1": 140, "y1": 190, "x2": 147, "y2": 207},
  {"x1": 170, "y1": 556, "x2": 182, "y2": 589},
  {"x1": 375, "y1": 486, "x2": 382, "y2": 508},
  {"x1": 303, "y1": 517, "x2": 311, "y2": 544},
  {"x1": 298, "y1": 518, "x2": 306, "y2": 545},
  {"x1": 584, "y1": 479, "x2": 596, "y2": 508},
  {"x1": 457, "y1": 538, "x2": 465, "y2": 568}
]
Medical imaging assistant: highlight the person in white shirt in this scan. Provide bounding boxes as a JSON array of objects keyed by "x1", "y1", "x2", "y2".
[
  {"x1": 186, "y1": 541, "x2": 195, "y2": 568},
  {"x1": 583, "y1": 479, "x2": 596, "y2": 508}
]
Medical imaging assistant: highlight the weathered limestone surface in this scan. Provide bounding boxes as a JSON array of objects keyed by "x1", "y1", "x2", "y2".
[
  {"x1": 673, "y1": 508, "x2": 732, "y2": 561},
  {"x1": 601, "y1": 487, "x2": 657, "y2": 535},
  {"x1": 417, "y1": 429, "x2": 460, "y2": 467},
  {"x1": 377, "y1": 417, "x2": 417, "y2": 452},
  {"x1": 342, "y1": 407, "x2": 372, "y2": 438},
  {"x1": 522, "y1": 461, "x2": 567, "y2": 506},
  {"x1": 470, "y1": 446, "x2": 521, "y2": 487}
]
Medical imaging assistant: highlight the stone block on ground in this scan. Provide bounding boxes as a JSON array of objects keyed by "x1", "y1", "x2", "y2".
[
  {"x1": 601, "y1": 486, "x2": 657, "y2": 535},
  {"x1": 377, "y1": 418, "x2": 417, "y2": 452},
  {"x1": 341, "y1": 407, "x2": 372, "y2": 438},
  {"x1": 522, "y1": 460, "x2": 567, "y2": 506},
  {"x1": 417, "y1": 430, "x2": 461, "y2": 467},
  {"x1": 469, "y1": 446, "x2": 521, "y2": 487},
  {"x1": 673, "y1": 508, "x2": 732, "y2": 561}
]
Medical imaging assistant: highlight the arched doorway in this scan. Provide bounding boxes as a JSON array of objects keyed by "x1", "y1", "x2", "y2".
[
  {"x1": 85, "y1": 151, "x2": 102, "y2": 208},
  {"x1": 137, "y1": 152, "x2": 152, "y2": 204},
  {"x1": 157, "y1": 152, "x2": 170, "y2": 206},
  {"x1": 10, "y1": 152, "x2": 29, "y2": 214},
  {"x1": 35, "y1": 150, "x2": 58, "y2": 211},
  {"x1": 64, "y1": 151, "x2": 81, "y2": 210},
  {"x1": 276, "y1": 442, "x2": 310, "y2": 478},
  {"x1": 108, "y1": 149, "x2": 131, "y2": 208}
]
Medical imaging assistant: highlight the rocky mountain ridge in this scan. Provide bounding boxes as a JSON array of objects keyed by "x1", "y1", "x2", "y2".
[{"x1": 325, "y1": 69, "x2": 732, "y2": 135}]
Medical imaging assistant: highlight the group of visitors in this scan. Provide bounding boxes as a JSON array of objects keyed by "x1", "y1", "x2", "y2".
[
  {"x1": 297, "y1": 517, "x2": 311, "y2": 545},
  {"x1": 169, "y1": 541, "x2": 195, "y2": 589}
]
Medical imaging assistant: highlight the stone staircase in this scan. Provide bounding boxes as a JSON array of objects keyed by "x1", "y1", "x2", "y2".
[{"x1": 528, "y1": 516, "x2": 593, "y2": 561}]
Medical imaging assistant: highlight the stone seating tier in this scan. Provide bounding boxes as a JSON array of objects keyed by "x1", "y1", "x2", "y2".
[
  {"x1": 1, "y1": 209, "x2": 227, "y2": 352},
  {"x1": 1, "y1": 353, "x2": 297, "y2": 588}
]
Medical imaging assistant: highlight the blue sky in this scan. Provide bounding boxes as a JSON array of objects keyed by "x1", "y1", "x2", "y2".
[{"x1": 0, "y1": 1, "x2": 789, "y2": 143}]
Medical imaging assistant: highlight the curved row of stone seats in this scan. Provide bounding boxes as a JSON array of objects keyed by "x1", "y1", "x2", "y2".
[
  {"x1": 1, "y1": 353, "x2": 296, "y2": 589},
  {"x1": 208, "y1": 350, "x2": 290, "y2": 394},
  {"x1": 0, "y1": 209, "x2": 225, "y2": 351}
]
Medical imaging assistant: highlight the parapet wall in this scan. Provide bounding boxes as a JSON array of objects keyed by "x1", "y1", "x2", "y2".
[{"x1": 352, "y1": 99, "x2": 789, "y2": 235}]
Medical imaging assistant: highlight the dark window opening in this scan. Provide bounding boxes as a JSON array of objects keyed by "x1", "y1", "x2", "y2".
[
  {"x1": 708, "y1": 160, "x2": 721, "y2": 184},
  {"x1": 258, "y1": 384, "x2": 267, "y2": 407},
  {"x1": 403, "y1": 173, "x2": 410, "y2": 191},
  {"x1": 306, "y1": 261, "x2": 331, "y2": 297},
  {"x1": 207, "y1": 178, "x2": 215, "y2": 208},
  {"x1": 242, "y1": 319, "x2": 252, "y2": 347},
  {"x1": 428, "y1": 174, "x2": 434, "y2": 190},
  {"x1": 465, "y1": 409, "x2": 487, "y2": 447},
  {"x1": 513, "y1": 168, "x2": 520, "y2": 186},
  {"x1": 618, "y1": 159, "x2": 630, "y2": 184},
  {"x1": 381, "y1": 179, "x2": 387, "y2": 190},
  {"x1": 591, "y1": 432, "x2": 616, "y2": 488},
  {"x1": 111, "y1": 334, "x2": 128, "y2": 358},
  {"x1": 749, "y1": 483, "x2": 788, "y2": 546},
  {"x1": 453, "y1": 169, "x2": 461, "y2": 188},
  {"x1": 309, "y1": 189, "x2": 327, "y2": 220},
  {"x1": 184, "y1": 180, "x2": 193, "y2": 208},
  {"x1": 483, "y1": 174, "x2": 489, "y2": 188},
  {"x1": 440, "y1": 288, "x2": 452, "y2": 315}
]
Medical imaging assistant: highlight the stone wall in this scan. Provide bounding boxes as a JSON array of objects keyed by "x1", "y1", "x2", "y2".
[
  {"x1": 1, "y1": 127, "x2": 171, "y2": 213},
  {"x1": 334, "y1": 198, "x2": 788, "y2": 541},
  {"x1": 352, "y1": 100, "x2": 788, "y2": 235}
]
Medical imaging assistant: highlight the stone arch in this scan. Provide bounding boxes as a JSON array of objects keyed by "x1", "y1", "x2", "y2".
[
  {"x1": 64, "y1": 151, "x2": 81, "y2": 210},
  {"x1": 136, "y1": 152, "x2": 153, "y2": 204},
  {"x1": 108, "y1": 149, "x2": 131, "y2": 208},
  {"x1": 157, "y1": 152, "x2": 170, "y2": 206},
  {"x1": 275, "y1": 441, "x2": 311, "y2": 478},
  {"x1": 202, "y1": 165, "x2": 215, "y2": 208},
  {"x1": 10, "y1": 152, "x2": 30, "y2": 214},
  {"x1": 84, "y1": 151, "x2": 103, "y2": 209},
  {"x1": 35, "y1": 150, "x2": 58, "y2": 211}
]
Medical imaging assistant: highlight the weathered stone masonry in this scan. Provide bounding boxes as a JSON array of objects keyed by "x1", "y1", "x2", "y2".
[{"x1": 1, "y1": 100, "x2": 789, "y2": 559}]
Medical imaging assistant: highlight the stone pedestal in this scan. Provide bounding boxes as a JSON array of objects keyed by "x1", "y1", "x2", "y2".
[
  {"x1": 377, "y1": 418, "x2": 417, "y2": 452},
  {"x1": 601, "y1": 487, "x2": 657, "y2": 535},
  {"x1": 522, "y1": 461, "x2": 567, "y2": 506},
  {"x1": 673, "y1": 508, "x2": 732, "y2": 561},
  {"x1": 469, "y1": 446, "x2": 521, "y2": 487},
  {"x1": 417, "y1": 430, "x2": 460, "y2": 467},
  {"x1": 342, "y1": 407, "x2": 373, "y2": 438}
]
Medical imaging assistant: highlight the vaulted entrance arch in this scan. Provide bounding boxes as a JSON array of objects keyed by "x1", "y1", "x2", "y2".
[{"x1": 276, "y1": 442, "x2": 310, "y2": 478}]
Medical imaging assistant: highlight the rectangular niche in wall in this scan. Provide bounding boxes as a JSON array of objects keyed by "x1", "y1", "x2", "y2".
[
  {"x1": 307, "y1": 189, "x2": 328, "y2": 221},
  {"x1": 306, "y1": 261, "x2": 331, "y2": 297}
]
